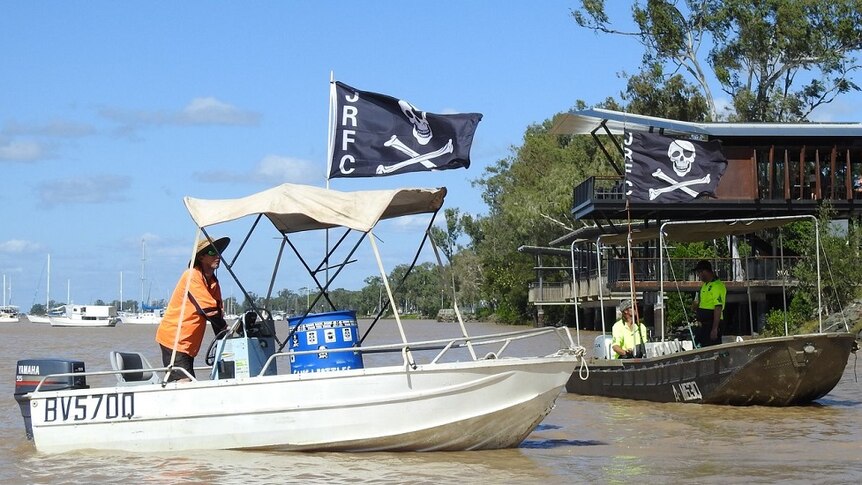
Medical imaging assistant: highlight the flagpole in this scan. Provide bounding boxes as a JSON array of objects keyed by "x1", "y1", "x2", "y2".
[
  {"x1": 324, "y1": 71, "x2": 337, "y2": 289},
  {"x1": 326, "y1": 71, "x2": 335, "y2": 189}
]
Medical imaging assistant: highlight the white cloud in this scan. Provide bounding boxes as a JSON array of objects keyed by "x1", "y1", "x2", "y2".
[
  {"x1": 177, "y1": 97, "x2": 260, "y2": 126},
  {"x1": 38, "y1": 175, "x2": 132, "y2": 207},
  {"x1": 0, "y1": 140, "x2": 50, "y2": 162},
  {"x1": 99, "y1": 97, "x2": 260, "y2": 134},
  {"x1": 252, "y1": 156, "x2": 319, "y2": 183},
  {"x1": 388, "y1": 214, "x2": 434, "y2": 231},
  {"x1": 195, "y1": 155, "x2": 320, "y2": 185},
  {"x1": 0, "y1": 239, "x2": 44, "y2": 253},
  {"x1": 808, "y1": 99, "x2": 861, "y2": 122}
]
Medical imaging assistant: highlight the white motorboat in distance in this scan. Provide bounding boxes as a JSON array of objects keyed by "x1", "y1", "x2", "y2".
[
  {"x1": 0, "y1": 305, "x2": 20, "y2": 323},
  {"x1": 118, "y1": 309, "x2": 163, "y2": 325},
  {"x1": 14, "y1": 183, "x2": 585, "y2": 453},
  {"x1": 49, "y1": 304, "x2": 118, "y2": 327}
]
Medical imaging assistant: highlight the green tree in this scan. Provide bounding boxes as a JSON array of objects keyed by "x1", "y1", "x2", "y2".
[
  {"x1": 468, "y1": 117, "x2": 612, "y2": 323},
  {"x1": 621, "y1": 63, "x2": 710, "y2": 121},
  {"x1": 573, "y1": 0, "x2": 862, "y2": 121}
]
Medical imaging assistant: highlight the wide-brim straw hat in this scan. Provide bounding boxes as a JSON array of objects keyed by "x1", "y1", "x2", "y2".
[{"x1": 190, "y1": 236, "x2": 230, "y2": 266}]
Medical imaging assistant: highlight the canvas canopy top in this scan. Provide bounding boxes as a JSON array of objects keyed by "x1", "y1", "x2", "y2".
[{"x1": 184, "y1": 183, "x2": 447, "y2": 234}]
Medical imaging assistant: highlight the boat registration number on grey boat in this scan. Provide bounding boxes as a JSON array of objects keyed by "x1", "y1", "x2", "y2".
[
  {"x1": 672, "y1": 381, "x2": 703, "y2": 402},
  {"x1": 40, "y1": 393, "x2": 134, "y2": 422}
]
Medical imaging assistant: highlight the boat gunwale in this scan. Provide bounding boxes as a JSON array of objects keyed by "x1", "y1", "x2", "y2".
[
  {"x1": 581, "y1": 331, "x2": 856, "y2": 366},
  {"x1": 25, "y1": 326, "x2": 582, "y2": 395}
]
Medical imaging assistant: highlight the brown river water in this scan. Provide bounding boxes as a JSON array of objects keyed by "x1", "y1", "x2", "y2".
[{"x1": 1, "y1": 319, "x2": 860, "y2": 484}]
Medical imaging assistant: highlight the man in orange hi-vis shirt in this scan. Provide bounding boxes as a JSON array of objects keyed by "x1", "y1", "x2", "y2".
[{"x1": 156, "y1": 236, "x2": 230, "y2": 381}]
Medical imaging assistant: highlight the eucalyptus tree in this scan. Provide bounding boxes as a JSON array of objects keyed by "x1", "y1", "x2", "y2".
[{"x1": 573, "y1": 0, "x2": 862, "y2": 121}]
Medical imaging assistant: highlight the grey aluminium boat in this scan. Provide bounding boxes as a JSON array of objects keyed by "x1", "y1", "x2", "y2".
[
  {"x1": 566, "y1": 332, "x2": 856, "y2": 405},
  {"x1": 566, "y1": 215, "x2": 858, "y2": 406}
]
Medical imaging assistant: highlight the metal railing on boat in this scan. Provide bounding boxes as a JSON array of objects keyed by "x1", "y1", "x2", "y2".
[{"x1": 28, "y1": 327, "x2": 583, "y2": 391}]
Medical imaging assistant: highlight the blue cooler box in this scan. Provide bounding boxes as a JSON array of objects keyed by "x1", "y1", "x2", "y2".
[{"x1": 288, "y1": 310, "x2": 364, "y2": 373}]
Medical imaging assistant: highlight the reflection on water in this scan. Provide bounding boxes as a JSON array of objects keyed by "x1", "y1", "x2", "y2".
[{"x1": 1, "y1": 321, "x2": 860, "y2": 484}]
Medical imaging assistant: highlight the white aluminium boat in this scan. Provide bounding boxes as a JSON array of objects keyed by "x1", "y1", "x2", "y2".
[
  {"x1": 14, "y1": 183, "x2": 585, "y2": 454},
  {"x1": 49, "y1": 304, "x2": 118, "y2": 327}
]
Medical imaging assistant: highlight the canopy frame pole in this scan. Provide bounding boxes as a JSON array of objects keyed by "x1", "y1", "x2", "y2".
[
  {"x1": 569, "y1": 240, "x2": 581, "y2": 346},
  {"x1": 369, "y1": 230, "x2": 409, "y2": 346},
  {"x1": 263, "y1": 238, "x2": 288, "y2": 313},
  {"x1": 288, "y1": 230, "x2": 364, "y2": 312},
  {"x1": 360, "y1": 209, "x2": 440, "y2": 343},
  {"x1": 276, "y1": 231, "x2": 367, "y2": 353},
  {"x1": 595, "y1": 235, "x2": 608, "y2": 336}
]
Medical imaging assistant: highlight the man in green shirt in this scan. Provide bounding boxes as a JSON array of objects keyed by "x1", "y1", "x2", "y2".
[{"x1": 691, "y1": 260, "x2": 726, "y2": 347}]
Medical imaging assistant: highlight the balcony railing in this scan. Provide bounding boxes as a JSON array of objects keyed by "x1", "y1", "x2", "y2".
[{"x1": 528, "y1": 256, "x2": 801, "y2": 304}]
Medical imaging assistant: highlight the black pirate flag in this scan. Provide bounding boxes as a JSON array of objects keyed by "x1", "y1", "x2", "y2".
[
  {"x1": 328, "y1": 81, "x2": 482, "y2": 179},
  {"x1": 624, "y1": 131, "x2": 727, "y2": 202}
]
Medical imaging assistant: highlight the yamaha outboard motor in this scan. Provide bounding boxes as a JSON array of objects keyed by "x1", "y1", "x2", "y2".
[{"x1": 14, "y1": 359, "x2": 88, "y2": 439}]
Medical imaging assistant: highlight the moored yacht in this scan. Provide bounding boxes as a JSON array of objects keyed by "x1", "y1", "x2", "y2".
[{"x1": 49, "y1": 304, "x2": 118, "y2": 327}]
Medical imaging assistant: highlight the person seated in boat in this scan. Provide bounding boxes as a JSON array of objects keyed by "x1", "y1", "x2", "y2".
[
  {"x1": 611, "y1": 299, "x2": 648, "y2": 359},
  {"x1": 691, "y1": 259, "x2": 726, "y2": 347},
  {"x1": 156, "y1": 236, "x2": 230, "y2": 382}
]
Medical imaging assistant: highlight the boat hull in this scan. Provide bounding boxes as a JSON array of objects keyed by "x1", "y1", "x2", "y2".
[
  {"x1": 49, "y1": 317, "x2": 117, "y2": 327},
  {"x1": 118, "y1": 314, "x2": 161, "y2": 325},
  {"x1": 25, "y1": 355, "x2": 576, "y2": 453},
  {"x1": 566, "y1": 333, "x2": 856, "y2": 406}
]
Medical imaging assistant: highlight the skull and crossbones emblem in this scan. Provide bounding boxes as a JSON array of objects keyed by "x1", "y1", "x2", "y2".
[
  {"x1": 647, "y1": 140, "x2": 709, "y2": 200},
  {"x1": 376, "y1": 99, "x2": 454, "y2": 175},
  {"x1": 398, "y1": 100, "x2": 432, "y2": 145},
  {"x1": 668, "y1": 139, "x2": 696, "y2": 177}
]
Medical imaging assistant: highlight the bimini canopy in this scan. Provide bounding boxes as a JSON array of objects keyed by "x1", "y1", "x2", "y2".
[
  {"x1": 593, "y1": 216, "x2": 815, "y2": 246},
  {"x1": 184, "y1": 183, "x2": 447, "y2": 233}
]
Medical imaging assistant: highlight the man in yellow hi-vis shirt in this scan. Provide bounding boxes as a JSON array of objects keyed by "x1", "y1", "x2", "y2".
[
  {"x1": 691, "y1": 260, "x2": 726, "y2": 347},
  {"x1": 611, "y1": 299, "x2": 648, "y2": 358}
]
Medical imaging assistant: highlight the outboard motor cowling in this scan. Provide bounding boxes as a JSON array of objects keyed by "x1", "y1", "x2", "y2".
[{"x1": 14, "y1": 359, "x2": 88, "y2": 439}]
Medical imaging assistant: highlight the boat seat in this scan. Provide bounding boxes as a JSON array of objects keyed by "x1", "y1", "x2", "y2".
[{"x1": 109, "y1": 351, "x2": 160, "y2": 385}]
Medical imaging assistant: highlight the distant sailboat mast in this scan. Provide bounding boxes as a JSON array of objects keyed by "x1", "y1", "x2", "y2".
[
  {"x1": 46, "y1": 254, "x2": 50, "y2": 309},
  {"x1": 140, "y1": 239, "x2": 146, "y2": 312}
]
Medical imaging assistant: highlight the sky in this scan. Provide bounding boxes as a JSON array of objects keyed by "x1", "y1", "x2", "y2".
[{"x1": 2, "y1": 2, "x2": 861, "y2": 310}]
